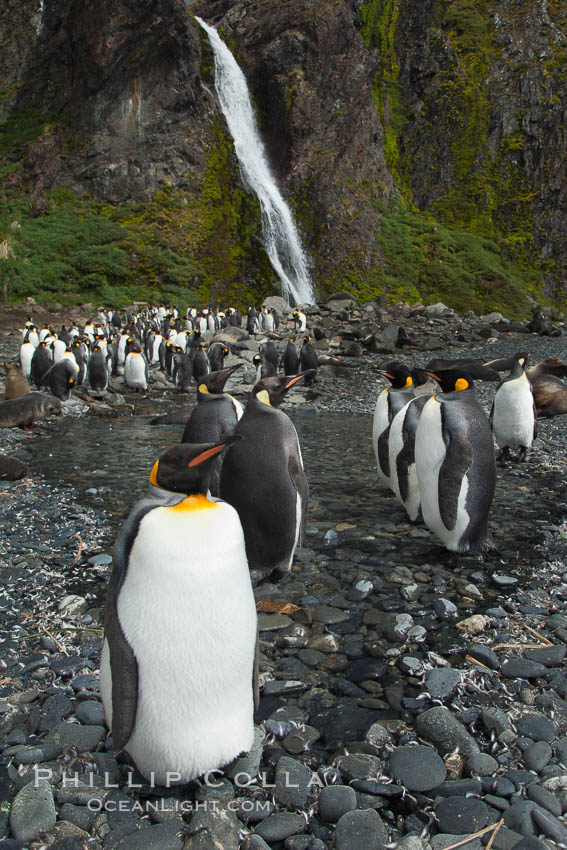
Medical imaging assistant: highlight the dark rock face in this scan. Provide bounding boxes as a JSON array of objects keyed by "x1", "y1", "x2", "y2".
[
  {"x1": 1, "y1": 0, "x2": 566, "y2": 299},
  {"x1": 10, "y1": 0, "x2": 209, "y2": 202},
  {"x1": 202, "y1": 0, "x2": 391, "y2": 285}
]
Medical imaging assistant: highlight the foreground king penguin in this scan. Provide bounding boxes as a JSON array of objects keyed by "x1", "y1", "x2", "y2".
[
  {"x1": 415, "y1": 369, "x2": 497, "y2": 552},
  {"x1": 100, "y1": 437, "x2": 257, "y2": 785}
]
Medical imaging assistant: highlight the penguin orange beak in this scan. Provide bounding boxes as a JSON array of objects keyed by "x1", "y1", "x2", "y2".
[
  {"x1": 188, "y1": 435, "x2": 243, "y2": 467},
  {"x1": 424, "y1": 371, "x2": 441, "y2": 381},
  {"x1": 378, "y1": 371, "x2": 395, "y2": 380},
  {"x1": 284, "y1": 371, "x2": 314, "y2": 389}
]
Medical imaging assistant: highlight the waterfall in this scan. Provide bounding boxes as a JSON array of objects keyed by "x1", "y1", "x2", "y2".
[{"x1": 196, "y1": 16, "x2": 315, "y2": 306}]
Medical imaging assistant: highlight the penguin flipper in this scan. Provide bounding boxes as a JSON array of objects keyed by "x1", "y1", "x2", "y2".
[
  {"x1": 253, "y1": 629, "x2": 260, "y2": 711},
  {"x1": 104, "y1": 498, "x2": 166, "y2": 750},
  {"x1": 288, "y1": 454, "x2": 309, "y2": 544},
  {"x1": 377, "y1": 426, "x2": 391, "y2": 479},
  {"x1": 438, "y1": 434, "x2": 473, "y2": 531},
  {"x1": 104, "y1": 568, "x2": 139, "y2": 750}
]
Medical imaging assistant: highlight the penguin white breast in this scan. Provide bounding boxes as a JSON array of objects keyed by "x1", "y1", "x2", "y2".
[
  {"x1": 116, "y1": 500, "x2": 256, "y2": 783},
  {"x1": 372, "y1": 388, "x2": 390, "y2": 481},
  {"x1": 415, "y1": 397, "x2": 470, "y2": 550},
  {"x1": 492, "y1": 375, "x2": 535, "y2": 449},
  {"x1": 124, "y1": 354, "x2": 147, "y2": 389}
]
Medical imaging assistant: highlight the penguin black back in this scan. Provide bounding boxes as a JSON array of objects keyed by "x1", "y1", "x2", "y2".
[{"x1": 219, "y1": 373, "x2": 312, "y2": 584}]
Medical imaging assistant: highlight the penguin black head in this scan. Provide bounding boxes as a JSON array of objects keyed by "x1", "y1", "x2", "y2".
[
  {"x1": 198, "y1": 364, "x2": 242, "y2": 395},
  {"x1": 378, "y1": 361, "x2": 413, "y2": 389},
  {"x1": 252, "y1": 372, "x2": 315, "y2": 408},
  {"x1": 253, "y1": 354, "x2": 262, "y2": 367},
  {"x1": 425, "y1": 369, "x2": 474, "y2": 393},
  {"x1": 303, "y1": 336, "x2": 311, "y2": 344},
  {"x1": 289, "y1": 336, "x2": 296, "y2": 344},
  {"x1": 149, "y1": 436, "x2": 243, "y2": 495}
]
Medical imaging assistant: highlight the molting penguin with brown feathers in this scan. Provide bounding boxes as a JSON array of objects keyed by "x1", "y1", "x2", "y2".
[
  {"x1": 415, "y1": 369, "x2": 496, "y2": 553},
  {"x1": 99, "y1": 436, "x2": 257, "y2": 785},
  {"x1": 220, "y1": 373, "x2": 312, "y2": 585}
]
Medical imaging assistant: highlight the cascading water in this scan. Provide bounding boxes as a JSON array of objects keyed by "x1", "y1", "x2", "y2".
[{"x1": 196, "y1": 16, "x2": 315, "y2": 306}]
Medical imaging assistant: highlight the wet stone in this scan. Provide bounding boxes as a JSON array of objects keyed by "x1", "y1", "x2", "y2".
[
  {"x1": 482, "y1": 707, "x2": 512, "y2": 735},
  {"x1": 241, "y1": 837, "x2": 272, "y2": 850},
  {"x1": 334, "y1": 808, "x2": 389, "y2": 850},
  {"x1": 263, "y1": 680, "x2": 307, "y2": 697},
  {"x1": 254, "y1": 812, "x2": 307, "y2": 842},
  {"x1": 523, "y1": 741, "x2": 552, "y2": 772},
  {"x1": 431, "y1": 837, "x2": 483, "y2": 850},
  {"x1": 425, "y1": 668, "x2": 461, "y2": 700},
  {"x1": 466, "y1": 752, "x2": 498, "y2": 776},
  {"x1": 467, "y1": 646, "x2": 500, "y2": 670},
  {"x1": 75, "y1": 700, "x2": 104, "y2": 725},
  {"x1": 45, "y1": 722, "x2": 105, "y2": 751},
  {"x1": 515, "y1": 714, "x2": 555, "y2": 742},
  {"x1": 311, "y1": 605, "x2": 349, "y2": 624},
  {"x1": 532, "y1": 806, "x2": 567, "y2": 844},
  {"x1": 434, "y1": 599, "x2": 458, "y2": 620},
  {"x1": 417, "y1": 707, "x2": 480, "y2": 758},
  {"x1": 50, "y1": 656, "x2": 91, "y2": 677},
  {"x1": 282, "y1": 724, "x2": 320, "y2": 754},
  {"x1": 58, "y1": 803, "x2": 97, "y2": 832},
  {"x1": 526, "y1": 783, "x2": 562, "y2": 816},
  {"x1": 503, "y1": 801, "x2": 536, "y2": 835},
  {"x1": 318, "y1": 785, "x2": 357, "y2": 822},
  {"x1": 491, "y1": 574, "x2": 519, "y2": 589},
  {"x1": 9, "y1": 778, "x2": 57, "y2": 844},
  {"x1": 435, "y1": 796, "x2": 489, "y2": 834},
  {"x1": 433, "y1": 779, "x2": 483, "y2": 798},
  {"x1": 274, "y1": 757, "x2": 312, "y2": 810},
  {"x1": 399, "y1": 656, "x2": 424, "y2": 677},
  {"x1": 13, "y1": 744, "x2": 64, "y2": 764},
  {"x1": 336, "y1": 754, "x2": 382, "y2": 782},
  {"x1": 524, "y1": 644, "x2": 566, "y2": 666},
  {"x1": 258, "y1": 613, "x2": 293, "y2": 631},
  {"x1": 389, "y1": 745, "x2": 447, "y2": 792},
  {"x1": 501, "y1": 658, "x2": 547, "y2": 679},
  {"x1": 345, "y1": 658, "x2": 387, "y2": 683}
]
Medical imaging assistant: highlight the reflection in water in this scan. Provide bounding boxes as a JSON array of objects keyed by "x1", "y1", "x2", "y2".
[{"x1": 31, "y1": 409, "x2": 375, "y2": 536}]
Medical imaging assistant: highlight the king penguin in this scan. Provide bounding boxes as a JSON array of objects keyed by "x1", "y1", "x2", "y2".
[
  {"x1": 220, "y1": 373, "x2": 312, "y2": 585},
  {"x1": 99, "y1": 437, "x2": 257, "y2": 785},
  {"x1": 372, "y1": 362, "x2": 415, "y2": 491},
  {"x1": 388, "y1": 392, "x2": 431, "y2": 521},
  {"x1": 415, "y1": 369, "x2": 496, "y2": 552},
  {"x1": 490, "y1": 353, "x2": 537, "y2": 462},
  {"x1": 181, "y1": 364, "x2": 243, "y2": 495}
]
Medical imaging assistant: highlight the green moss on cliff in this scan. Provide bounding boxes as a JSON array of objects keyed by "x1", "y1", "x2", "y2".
[
  {"x1": 0, "y1": 102, "x2": 280, "y2": 309},
  {"x1": 360, "y1": 0, "x2": 408, "y2": 189}
]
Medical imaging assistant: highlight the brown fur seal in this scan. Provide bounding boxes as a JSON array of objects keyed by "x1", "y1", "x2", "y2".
[
  {"x1": 0, "y1": 454, "x2": 30, "y2": 480},
  {"x1": 0, "y1": 392, "x2": 62, "y2": 429},
  {"x1": 3, "y1": 362, "x2": 31, "y2": 400},
  {"x1": 526, "y1": 358, "x2": 567, "y2": 380},
  {"x1": 530, "y1": 375, "x2": 567, "y2": 418}
]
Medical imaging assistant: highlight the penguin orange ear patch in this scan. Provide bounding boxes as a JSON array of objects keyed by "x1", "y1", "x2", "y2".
[
  {"x1": 149, "y1": 460, "x2": 159, "y2": 486},
  {"x1": 455, "y1": 378, "x2": 469, "y2": 392},
  {"x1": 256, "y1": 389, "x2": 272, "y2": 407}
]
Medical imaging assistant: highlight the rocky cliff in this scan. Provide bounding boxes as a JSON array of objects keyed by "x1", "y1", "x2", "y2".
[{"x1": 0, "y1": 0, "x2": 565, "y2": 313}]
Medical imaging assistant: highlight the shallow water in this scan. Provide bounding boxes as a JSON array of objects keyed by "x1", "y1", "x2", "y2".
[{"x1": 29, "y1": 403, "x2": 566, "y2": 589}]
